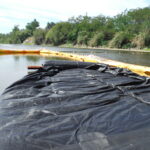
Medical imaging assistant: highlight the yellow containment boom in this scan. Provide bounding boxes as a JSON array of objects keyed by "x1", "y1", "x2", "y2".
[
  {"x1": 0, "y1": 49, "x2": 150, "y2": 77},
  {"x1": 0, "y1": 49, "x2": 40, "y2": 54},
  {"x1": 40, "y1": 50, "x2": 150, "y2": 77}
]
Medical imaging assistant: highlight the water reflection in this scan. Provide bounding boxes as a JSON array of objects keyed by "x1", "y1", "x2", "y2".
[
  {"x1": 0, "y1": 54, "x2": 65, "y2": 95},
  {"x1": 13, "y1": 55, "x2": 20, "y2": 61}
]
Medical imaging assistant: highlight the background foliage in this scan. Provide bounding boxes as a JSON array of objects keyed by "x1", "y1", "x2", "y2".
[{"x1": 1, "y1": 7, "x2": 150, "y2": 49}]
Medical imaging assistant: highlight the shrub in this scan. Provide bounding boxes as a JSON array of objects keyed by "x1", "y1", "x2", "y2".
[
  {"x1": 132, "y1": 32, "x2": 150, "y2": 49},
  {"x1": 88, "y1": 32, "x2": 105, "y2": 47},
  {"x1": 77, "y1": 31, "x2": 90, "y2": 45},
  {"x1": 109, "y1": 31, "x2": 133, "y2": 48}
]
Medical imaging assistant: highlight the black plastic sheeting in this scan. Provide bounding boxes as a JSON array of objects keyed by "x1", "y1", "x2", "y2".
[{"x1": 1, "y1": 60, "x2": 150, "y2": 150}]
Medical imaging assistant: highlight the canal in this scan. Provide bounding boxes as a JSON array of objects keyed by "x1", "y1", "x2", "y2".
[{"x1": 1, "y1": 44, "x2": 150, "y2": 94}]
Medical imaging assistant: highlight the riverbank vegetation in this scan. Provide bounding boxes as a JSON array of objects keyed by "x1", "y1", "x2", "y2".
[{"x1": 1, "y1": 7, "x2": 150, "y2": 49}]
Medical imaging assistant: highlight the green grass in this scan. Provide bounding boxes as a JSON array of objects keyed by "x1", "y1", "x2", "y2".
[
  {"x1": 59, "y1": 43, "x2": 74, "y2": 48},
  {"x1": 143, "y1": 48, "x2": 150, "y2": 51},
  {"x1": 23, "y1": 43, "x2": 34, "y2": 45}
]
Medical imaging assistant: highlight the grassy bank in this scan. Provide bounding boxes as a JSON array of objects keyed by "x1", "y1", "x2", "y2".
[{"x1": 59, "y1": 43, "x2": 150, "y2": 53}]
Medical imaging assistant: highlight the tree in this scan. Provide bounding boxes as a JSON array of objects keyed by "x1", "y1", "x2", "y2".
[
  {"x1": 46, "y1": 22, "x2": 73, "y2": 45},
  {"x1": 1, "y1": 7, "x2": 150, "y2": 48},
  {"x1": 9, "y1": 25, "x2": 21, "y2": 44},
  {"x1": 33, "y1": 28, "x2": 46, "y2": 45},
  {"x1": 26, "y1": 19, "x2": 39, "y2": 35},
  {"x1": 18, "y1": 29, "x2": 31, "y2": 43},
  {"x1": 0, "y1": 33, "x2": 10, "y2": 43},
  {"x1": 12, "y1": 25, "x2": 20, "y2": 32},
  {"x1": 45, "y1": 22, "x2": 55, "y2": 30}
]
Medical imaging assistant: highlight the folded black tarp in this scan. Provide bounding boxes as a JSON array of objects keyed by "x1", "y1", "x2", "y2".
[{"x1": 1, "y1": 60, "x2": 150, "y2": 150}]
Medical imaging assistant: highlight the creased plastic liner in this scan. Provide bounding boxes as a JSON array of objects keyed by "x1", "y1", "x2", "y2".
[{"x1": 0, "y1": 60, "x2": 150, "y2": 150}]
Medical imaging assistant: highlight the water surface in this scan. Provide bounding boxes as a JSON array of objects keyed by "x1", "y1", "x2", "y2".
[
  {"x1": 0, "y1": 55, "x2": 63, "y2": 95},
  {"x1": 1, "y1": 44, "x2": 150, "y2": 94}
]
